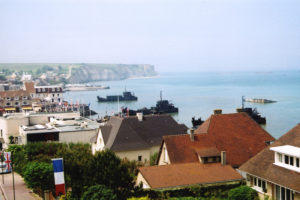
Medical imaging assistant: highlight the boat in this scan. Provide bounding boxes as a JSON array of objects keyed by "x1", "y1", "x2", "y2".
[
  {"x1": 121, "y1": 91, "x2": 178, "y2": 116},
  {"x1": 245, "y1": 98, "x2": 276, "y2": 103},
  {"x1": 237, "y1": 97, "x2": 266, "y2": 124},
  {"x1": 97, "y1": 91, "x2": 138, "y2": 102}
]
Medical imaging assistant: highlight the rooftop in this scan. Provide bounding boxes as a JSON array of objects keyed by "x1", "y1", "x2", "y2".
[
  {"x1": 138, "y1": 162, "x2": 243, "y2": 189},
  {"x1": 162, "y1": 113, "x2": 275, "y2": 167},
  {"x1": 101, "y1": 114, "x2": 187, "y2": 152}
]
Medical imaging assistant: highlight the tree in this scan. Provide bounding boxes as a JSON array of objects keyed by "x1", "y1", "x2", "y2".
[
  {"x1": 81, "y1": 185, "x2": 117, "y2": 200},
  {"x1": 90, "y1": 150, "x2": 135, "y2": 199},
  {"x1": 150, "y1": 152, "x2": 159, "y2": 166},
  {"x1": 228, "y1": 186, "x2": 258, "y2": 200},
  {"x1": 23, "y1": 162, "x2": 54, "y2": 195}
]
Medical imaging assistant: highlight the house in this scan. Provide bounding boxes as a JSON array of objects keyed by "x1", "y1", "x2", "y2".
[
  {"x1": 157, "y1": 112, "x2": 275, "y2": 168},
  {"x1": 91, "y1": 114, "x2": 187, "y2": 162},
  {"x1": 239, "y1": 124, "x2": 300, "y2": 200},
  {"x1": 136, "y1": 162, "x2": 244, "y2": 189}
]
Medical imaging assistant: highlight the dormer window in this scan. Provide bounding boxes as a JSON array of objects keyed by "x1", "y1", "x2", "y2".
[{"x1": 270, "y1": 145, "x2": 300, "y2": 173}]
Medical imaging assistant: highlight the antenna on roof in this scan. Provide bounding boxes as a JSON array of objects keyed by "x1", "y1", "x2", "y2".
[
  {"x1": 160, "y1": 90, "x2": 162, "y2": 101},
  {"x1": 242, "y1": 96, "x2": 245, "y2": 109}
]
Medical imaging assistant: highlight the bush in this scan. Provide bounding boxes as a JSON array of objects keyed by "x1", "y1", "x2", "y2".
[
  {"x1": 81, "y1": 185, "x2": 117, "y2": 200},
  {"x1": 23, "y1": 162, "x2": 54, "y2": 195},
  {"x1": 90, "y1": 150, "x2": 135, "y2": 199},
  {"x1": 228, "y1": 186, "x2": 258, "y2": 200}
]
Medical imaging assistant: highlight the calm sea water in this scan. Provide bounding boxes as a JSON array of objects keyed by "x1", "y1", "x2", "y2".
[{"x1": 64, "y1": 71, "x2": 300, "y2": 139}]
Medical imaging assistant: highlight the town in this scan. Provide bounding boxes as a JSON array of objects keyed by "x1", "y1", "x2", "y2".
[{"x1": 0, "y1": 71, "x2": 299, "y2": 200}]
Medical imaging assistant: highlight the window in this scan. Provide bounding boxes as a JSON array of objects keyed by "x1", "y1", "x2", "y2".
[
  {"x1": 14, "y1": 96, "x2": 19, "y2": 100},
  {"x1": 278, "y1": 153, "x2": 282, "y2": 162},
  {"x1": 52, "y1": 94, "x2": 55, "y2": 97},
  {"x1": 15, "y1": 102, "x2": 19, "y2": 106},
  {"x1": 6, "y1": 102, "x2": 10, "y2": 106},
  {"x1": 138, "y1": 156, "x2": 142, "y2": 162},
  {"x1": 275, "y1": 185, "x2": 294, "y2": 200},
  {"x1": 23, "y1": 102, "x2": 27, "y2": 105},
  {"x1": 253, "y1": 177, "x2": 267, "y2": 193},
  {"x1": 296, "y1": 158, "x2": 299, "y2": 168},
  {"x1": 290, "y1": 157, "x2": 294, "y2": 166},
  {"x1": 285, "y1": 155, "x2": 289, "y2": 164}
]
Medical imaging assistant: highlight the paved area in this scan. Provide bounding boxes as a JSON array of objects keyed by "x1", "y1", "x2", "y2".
[{"x1": 0, "y1": 172, "x2": 40, "y2": 200}]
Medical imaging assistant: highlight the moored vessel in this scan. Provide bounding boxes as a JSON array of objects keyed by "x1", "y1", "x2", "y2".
[{"x1": 97, "y1": 90, "x2": 138, "y2": 102}]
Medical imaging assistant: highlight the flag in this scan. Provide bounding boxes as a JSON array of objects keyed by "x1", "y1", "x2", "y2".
[
  {"x1": 3, "y1": 152, "x2": 12, "y2": 173},
  {"x1": 52, "y1": 158, "x2": 65, "y2": 196}
]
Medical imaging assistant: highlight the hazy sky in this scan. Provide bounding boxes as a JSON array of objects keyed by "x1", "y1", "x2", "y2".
[{"x1": 0, "y1": 0, "x2": 299, "y2": 72}]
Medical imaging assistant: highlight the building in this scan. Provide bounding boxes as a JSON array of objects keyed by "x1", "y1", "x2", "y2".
[
  {"x1": 35, "y1": 85, "x2": 63, "y2": 103},
  {"x1": 21, "y1": 73, "x2": 32, "y2": 82},
  {"x1": 239, "y1": 124, "x2": 300, "y2": 200},
  {"x1": 136, "y1": 162, "x2": 243, "y2": 189},
  {"x1": 0, "y1": 112, "x2": 80, "y2": 149},
  {"x1": 91, "y1": 114, "x2": 187, "y2": 162},
  {"x1": 19, "y1": 116, "x2": 100, "y2": 144},
  {"x1": 0, "y1": 90, "x2": 33, "y2": 113},
  {"x1": 157, "y1": 112, "x2": 275, "y2": 168}
]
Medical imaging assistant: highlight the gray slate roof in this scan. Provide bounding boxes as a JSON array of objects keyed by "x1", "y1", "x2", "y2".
[{"x1": 101, "y1": 115, "x2": 187, "y2": 152}]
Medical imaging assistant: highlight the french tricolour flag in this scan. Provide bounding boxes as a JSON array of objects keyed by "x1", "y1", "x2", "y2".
[{"x1": 52, "y1": 158, "x2": 66, "y2": 196}]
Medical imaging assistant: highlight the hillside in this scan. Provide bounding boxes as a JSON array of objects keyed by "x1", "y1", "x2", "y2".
[{"x1": 0, "y1": 63, "x2": 158, "y2": 83}]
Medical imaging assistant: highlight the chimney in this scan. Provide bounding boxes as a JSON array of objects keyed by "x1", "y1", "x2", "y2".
[
  {"x1": 136, "y1": 112, "x2": 143, "y2": 122},
  {"x1": 190, "y1": 128, "x2": 195, "y2": 141},
  {"x1": 214, "y1": 109, "x2": 222, "y2": 115},
  {"x1": 221, "y1": 151, "x2": 226, "y2": 165}
]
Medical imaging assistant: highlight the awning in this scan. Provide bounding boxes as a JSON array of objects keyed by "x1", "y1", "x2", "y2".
[
  {"x1": 5, "y1": 107, "x2": 16, "y2": 111},
  {"x1": 22, "y1": 106, "x2": 33, "y2": 110},
  {"x1": 0, "y1": 108, "x2": 4, "y2": 111}
]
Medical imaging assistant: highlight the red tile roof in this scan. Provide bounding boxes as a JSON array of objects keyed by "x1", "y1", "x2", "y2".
[
  {"x1": 138, "y1": 162, "x2": 243, "y2": 189},
  {"x1": 24, "y1": 82, "x2": 35, "y2": 93},
  {"x1": 163, "y1": 113, "x2": 275, "y2": 167},
  {"x1": 0, "y1": 90, "x2": 30, "y2": 98},
  {"x1": 239, "y1": 124, "x2": 300, "y2": 192}
]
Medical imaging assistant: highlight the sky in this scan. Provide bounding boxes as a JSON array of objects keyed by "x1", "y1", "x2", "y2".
[{"x1": 0, "y1": 0, "x2": 300, "y2": 72}]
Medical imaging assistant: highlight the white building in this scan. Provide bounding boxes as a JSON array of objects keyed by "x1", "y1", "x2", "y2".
[{"x1": 35, "y1": 85, "x2": 63, "y2": 103}]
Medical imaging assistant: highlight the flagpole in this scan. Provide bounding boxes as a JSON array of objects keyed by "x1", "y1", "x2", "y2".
[
  {"x1": 89, "y1": 104, "x2": 91, "y2": 119},
  {"x1": 1, "y1": 150, "x2": 4, "y2": 184},
  {"x1": 11, "y1": 152, "x2": 15, "y2": 200}
]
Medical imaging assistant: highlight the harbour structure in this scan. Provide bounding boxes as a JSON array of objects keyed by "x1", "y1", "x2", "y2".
[
  {"x1": 239, "y1": 124, "x2": 300, "y2": 200},
  {"x1": 245, "y1": 98, "x2": 277, "y2": 103}
]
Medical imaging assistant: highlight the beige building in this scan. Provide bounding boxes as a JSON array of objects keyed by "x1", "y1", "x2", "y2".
[
  {"x1": 239, "y1": 124, "x2": 300, "y2": 200},
  {"x1": 0, "y1": 112, "x2": 80, "y2": 149},
  {"x1": 18, "y1": 116, "x2": 100, "y2": 145},
  {"x1": 91, "y1": 114, "x2": 187, "y2": 162}
]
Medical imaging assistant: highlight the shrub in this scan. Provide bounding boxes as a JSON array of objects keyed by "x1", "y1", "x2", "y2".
[
  {"x1": 228, "y1": 186, "x2": 258, "y2": 200},
  {"x1": 23, "y1": 162, "x2": 54, "y2": 195},
  {"x1": 81, "y1": 185, "x2": 117, "y2": 200}
]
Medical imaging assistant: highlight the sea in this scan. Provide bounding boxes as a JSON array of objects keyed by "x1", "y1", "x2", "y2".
[{"x1": 64, "y1": 71, "x2": 300, "y2": 139}]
